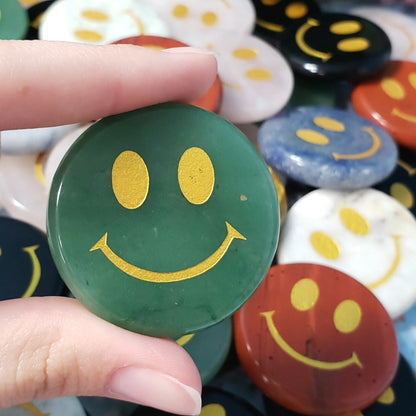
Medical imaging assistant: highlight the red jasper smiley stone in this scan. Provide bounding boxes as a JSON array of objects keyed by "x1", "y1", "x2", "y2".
[
  {"x1": 113, "y1": 35, "x2": 222, "y2": 113},
  {"x1": 352, "y1": 60, "x2": 416, "y2": 149},
  {"x1": 234, "y1": 263, "x2": 399, "y2": 415}
]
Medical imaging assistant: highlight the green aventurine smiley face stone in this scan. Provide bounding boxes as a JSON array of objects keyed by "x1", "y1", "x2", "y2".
[{"x1": 47, "y1": 103, "x2": 279, "y2": 337}]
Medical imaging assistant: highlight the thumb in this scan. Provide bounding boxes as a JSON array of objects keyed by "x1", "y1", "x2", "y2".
[{"x1": 0, "y1": 297, "x2": 201, "y2": 415}]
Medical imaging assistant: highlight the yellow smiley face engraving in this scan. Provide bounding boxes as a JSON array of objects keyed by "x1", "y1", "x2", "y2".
[
  {"x1": 310, "y1": 208, "x2": 401, "y2": 290},
  {"x1": 19, "y1": 402, "x2": 49, "y2": 416},
  {"x1": 382, "y1": 73, "x2": 416, "y2": 124},
  {"x1": 296, "y1": 18, "x2": 370, "y2": 62},
  {"x1": 261, "y1": 278, "x2": 362, "y2": 370},
  {"x1": 295, "y1": 116, "x2": 381, "y2": 160},
  {"x1": 90, "y1": 147, "x2": 246, "y2": 283}
]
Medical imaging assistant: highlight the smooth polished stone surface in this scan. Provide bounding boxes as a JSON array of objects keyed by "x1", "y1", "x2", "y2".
[
  {"x1": 0, "y1": 0, "x2": 28, "y2": 39},
  {"x1": 277, "y1": 188, "x2": 416, "y2": 319},
  {"x1": 258, "y1": 106, "x2": 398, "y2": 189},
  {"x1": 0, "y1": 217, "x2": 65, "y2": 300},
  {"x1": 1, "y1": 124, "x2": 79, "y2": 155},
  {"x1": 279, "y1": 12, "x2": 391, "y2": 80},
  {"x1": 47, "y1": 103, "x2": 279, "y2": 337},
  {"x1": 263, "y1": 355, "x2": 416, "y2": 415},
  {"x1": 43, "y1": 123, "x2": 93, "y2": 192},
  {"x1": 141, "y1": 0, "x2": 255, "y2": 47},
  {"x1": 253, "y1": 0, "x2": 321, "y2": 47},
  {"x1": 373, "y1": 156, "x2": 416, "y2": 217},
  {"x1": 0, "y1": 152, "x2": 48, "y2": 232},
  {"x1": 39, "y1": 0, "x2": 169, "y2": 44},
  {"x1": 234, "y1": 263, "x2": 398, "y2": 415},
  {"x1": 192, "y1": 31, "x2": 294, "y2": 124},
  {"x1": 113, "y1": 35, "x2": 222, "y2": 113},
  {"x1": 26, "y1": 0, "x2": 55, "y2": 39},
  {"x1": 352, "y1": 60, "x2": 416, "y2": 150},
  {"x1": 350, "y1": 7, "x2": 416, "y2": 62},
  {"x1": 175, "y1": 318, "x2": 232, "y2": 385},
  {"x1": 0, "y1": 397, "x2": 86, "y2": 416}
]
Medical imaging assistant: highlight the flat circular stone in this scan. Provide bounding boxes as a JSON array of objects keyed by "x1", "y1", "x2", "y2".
[
  {"x1": 113, "y1": 35, "x2": 222, "y2": 113},
  {"x1": 0, "y1": 152, "x2": 48, "y2": 232},
  {"x1": 0, "y1": 0, "x2": 28, "y2": 39},
  {"x1": 192, "y1": 31, "x2": 294, "y2": 124},
  {"x1": 1, "y1": 124, "x2": 79, "y2": 155},
  {"x1": 0, "y1": 397, "x2": 86, "y2": 416},
  {"x1": 39, "y1": 0, "x2": 169, "y2": 44},
  {"x1": 0, "y1": 217, "x2": 65, "y2": 300},
  {"x1": 277, "y1": 188, "x2": 416, "y2": 319},
  {"x1": 258, "y1": 106, "x2": 398, "y2": 189},
  {"x1": 395, "y1": 302, "x2": 416, "y2": 375},
  {"x1": 140, "y1": 0, "x2": 255, "y2": 46},
  {"x1": 352, "y1": 60, "x2": 416, "y2": 150},
  {"x1": 174, "y1": 318, "x2": 232, "y2": 385},
  {"x1": 278, "y1": 12, "x2": 391, "y2": 80},
  {"x1": 234, "y1": 263, "x2": 399, "y2": 415},
  {"x1": 350, "y1": 7, "x2": 416, "y2": 62},
  {"x1": 47, "y1": 102, "x2": 279, "y2": 337}
]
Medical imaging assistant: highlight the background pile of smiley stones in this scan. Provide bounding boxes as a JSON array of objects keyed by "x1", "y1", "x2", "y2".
[{"x1": 3, "y1": 0, "x2": 416, "y2": 415}]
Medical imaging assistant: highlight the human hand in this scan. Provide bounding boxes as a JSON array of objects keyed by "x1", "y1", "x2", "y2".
[{"x1": 0, "y1": 39, "x2": 217, "y2": 415}]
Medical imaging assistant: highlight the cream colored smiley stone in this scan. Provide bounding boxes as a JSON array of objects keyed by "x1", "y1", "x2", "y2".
[
  {"x1": 141, "y1": 0, "x2": 255, "y2": 46},
  {"x1": 277, "y1": 188, "x2": 416, "y2": 319},
  {"x1": 39, "y1": 0, "x2": 169, "y2": 44}
]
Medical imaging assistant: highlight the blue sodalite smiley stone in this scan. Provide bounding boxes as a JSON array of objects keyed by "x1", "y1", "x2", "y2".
[{"x1": 258, "y1": 106, "x2": 398, "y2": 189}]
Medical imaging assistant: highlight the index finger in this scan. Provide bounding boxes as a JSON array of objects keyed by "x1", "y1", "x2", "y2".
[{"x1": 0, "y1": 40, "x2": 217, "y2": 131}]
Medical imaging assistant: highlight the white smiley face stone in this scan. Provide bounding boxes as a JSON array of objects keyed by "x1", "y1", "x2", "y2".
[
  {"x1": 192, "y1": 31, "x2": 294, "y2": 124},
  {"x1": 39, "y1": 0, "x2": 169, "y2": 44},
  {"x1": 142, "y1": 0, "x2": 255, "y2": 46},
  {"x1": 350, "y1": 6, "x2": 416, "y2": 62},
  {"x1": 277, "y1": 188, "x2": 416, "y2": 319}
]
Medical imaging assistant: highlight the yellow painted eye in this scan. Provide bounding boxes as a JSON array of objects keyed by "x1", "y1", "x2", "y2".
[
  {"x1": 233, "y1": 48, "x2": 258, "y2": 60},
  {"x1": 296, "y1": 129, "x2": 329, "y2": 145},
  {"x1": 339, "y1": 208, "x2": 369, "y2": 236},
  {"x1": 112, "y1": 151, "x2": 149, "y2": 210},
  {"x1": 313, "y1": 117, "x2": 345, "y2": 132},
  {"x1": 333, "y1": 300, "x2": 361, "y2": 333},
  {"x1": 310, "y1": 231, "x2": 340, "y2": 260},
  {"x1": 390, "y1": 183, "x2": 414, "y2": 209},
  {"x1": 290, "y1": 278, "x2": 319, "y2": 311},
  {"x1": 74, "y1": 30, "x2": 103, "y2": 43},
  {"x1": 178, "y1": 147, "x2": 215, "y2": 205},
  {"x1": 202, "y1": 12, "x2": 217, "y2": 26},
  {"x1": 172, "y1": 4, "x2": 188, "y2": 18},
  {"x1": 337, "y1": 38, "x2": 370, "y2": 52},
  {"x1": 81, "y1": 10, "x2": 109, "y2": 21},
  {"x1": 175, "y1": 333, "x2": 195, "y2": 346},
  {"x1": 330, "y1": 21, "x2": 361, "y2": 35},
  {"x1": 245, "y1": 68, "x2": 272, "y2": 81},
  {"x1": 377, "y1": 387, "x2": 395, "y2": 405},
  {"x1": 381, "y1": 78, "x2": 406, "y2": 100},
  {"x1": 409, "y1": 72, "x2": 416, "y2": 90},
  {"x1": 285, "y1": 2, "x2": 308, "y2": 19},
  {"x1": 200, "y1": 404, "x2": 226, "y2": 416}
]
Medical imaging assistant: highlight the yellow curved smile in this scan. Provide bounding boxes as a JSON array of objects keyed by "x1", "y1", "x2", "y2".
[
  {"x1": 90, "y1": 222, "x2": 246, "y2": 283},
  {"x1": 392, "y1": 108, "x2": 416, "y2": 124},
  {"x1": 261, "y1": 311, "x2": 362, "y2": 370},
  {"x1": 296, "y1": 18, "x2": 332, "y2": 62}
]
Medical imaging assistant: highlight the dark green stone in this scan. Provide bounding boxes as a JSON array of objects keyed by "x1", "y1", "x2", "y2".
[
  {"x1": 47, "y1": 103, "x2": 279, "y2": 337},
  {"x1": 0, "y1": 0, "x2": 28, "y2": 40}
]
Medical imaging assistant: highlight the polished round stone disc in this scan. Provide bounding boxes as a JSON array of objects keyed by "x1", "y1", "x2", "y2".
[{"x1": 47, "y1": 102, "x2": 279, "y2": 337}]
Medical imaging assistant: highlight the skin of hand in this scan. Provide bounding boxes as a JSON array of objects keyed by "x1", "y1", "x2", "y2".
[{"x1": 0, "y1": 40, "x2": 218, "y2": 416}]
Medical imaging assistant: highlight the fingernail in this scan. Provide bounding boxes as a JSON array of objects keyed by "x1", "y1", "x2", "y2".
[
  {"x1": 164, "y1": 46, "x2": 214, "y2": 55},
  {"x1": 108, "y1": 367, "x2": 201, "y2": 415}
]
